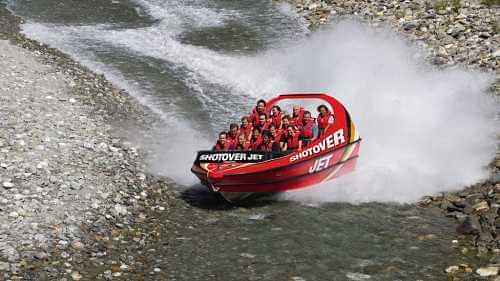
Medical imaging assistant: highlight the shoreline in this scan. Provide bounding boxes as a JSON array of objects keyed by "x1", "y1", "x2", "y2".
[
  {"x1": 0, "y1": 1, "x2": 175, "y2": 276},
  {"x1": 0, "y1": 0, "x2": 498, "y2": 279}
]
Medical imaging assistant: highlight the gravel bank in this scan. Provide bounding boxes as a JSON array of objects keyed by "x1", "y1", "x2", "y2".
[{"x1": 0, "y1": 3, "x2": 172, "y2": 277}]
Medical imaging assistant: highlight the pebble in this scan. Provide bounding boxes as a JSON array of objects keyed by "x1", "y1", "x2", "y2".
[
  {"x1": 477, "y1": 267, "x2": 499, "y2": 277},
  {"x1": 346, "y1": 272, "x2": 371, "y2": 280},
  {"x1": 2, "y1": 181, "x2": 14, "y2": 189},
  {"x1": 71, "y1": 271, "x2": 82, "y2": 280},
  {"x1": 445, "y1": 265, "x2": 460, "y2": 274},
  {"x1": 0, "y1": 262, "x2": 9, "y2": 271}
]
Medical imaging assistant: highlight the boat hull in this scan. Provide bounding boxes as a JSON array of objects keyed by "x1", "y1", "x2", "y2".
[{"x1": 191, "y1": 140, "x2": 360, "y2": 201}]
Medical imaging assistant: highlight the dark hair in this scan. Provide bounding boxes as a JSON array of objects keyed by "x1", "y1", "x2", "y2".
[
  {"x1": 269, "y1": 124, "x2": 276, "y2": 129},
  {"x1": 271, "y1": 105, "x2": 281, "y2": 112},
  {"x1": 282, "y1": 114, "x2": 291, "y2": 120},
  {"x1": 317, "y1": 104, "x2": 329, "y2": 112},
  {"x1": 286, "y1": 125, "x2": 295, "y2": 130},
  {"x1": 229, "y1": 123, "x2": 238, "y2": 130},
  {"x1": 241, "y1": 116, "x2": 250, "y2": 122},
  {"x1": 262, "y1": 130, "x2": 271, "y2": 138},
  {"x1": 257, "y1": 99, "x2": 266, "y2": 106},
  {"x1": 219, "y1": 131, "x2": 227, "y2": 137},
  {"x1": 303, "y1": 110, "x2": 311, "y2": 116},
  {"x1": 252, "y1": 127, "x2": 261, "y2": 133}
]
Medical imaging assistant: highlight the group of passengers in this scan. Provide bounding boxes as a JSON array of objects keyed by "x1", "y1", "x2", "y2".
[{"x1": 213, "y1": 99, "x2": 335, "y2": 153}]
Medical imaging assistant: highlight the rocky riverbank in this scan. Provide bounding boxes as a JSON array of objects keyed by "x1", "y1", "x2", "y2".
[
  {"x1": 286, "y1": 0, "x2": 500, "y2": 277},
  {"x1": 0, "y1": 2, "x2": 174, "y2": 278}
]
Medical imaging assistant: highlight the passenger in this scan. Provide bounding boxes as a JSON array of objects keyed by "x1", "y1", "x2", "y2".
[
  {"x1": 281, "y1": 114, "x2": 292, "y2": 130},
  {"x1": 235, "y1": 134, "x2": 251, "y2": 151},
  {"x1": 269, "y1": 124, "x2": 283, "y2": 145},
  {"x1": 249, "y1": 99, "x2": 267, "y2": 126},
  {"x1": 213, "y1": 132, "x2": 234, "y2": 151},
  {"x1": 300, "y1": 110, "x2": 316, "y2": 146},
  {"x1": 290, "y1": 105, "x2": 304, "y2": 127},
  {"x1": 250, "y1": 127, "x2": 262, "y2": 151},
  {"x1": 270, "y1": 105, "x2": 282, "y2": 129},
  {"x1": 227, "y1": 123, "x2": 240, "y2": 145},
  {"x1": 255, "y1": 113, "x2": 270, "y2": 132},
  {"x1": 257, "y1": 130, "x2": 280, "y2": 152},
  {"x1": 317, "y1": 104, "x2": 335, "y2": 136},
  {"x1": 281, "y1": 125, "x2": 302, "y2": 152},
  {"x1": 240, "y1": 116, "x2": 253, "y2": 141}
]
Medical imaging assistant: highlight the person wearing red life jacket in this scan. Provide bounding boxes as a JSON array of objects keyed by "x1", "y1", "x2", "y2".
[
  {"x1": 249, "y1": 99, "x2": 267, "y2": 126},
  {"x1": 281, "y1": 114, "x2": 292, "y2": 130},
  {"x1": 268, "y1": 124, "x2": 283, "y2": 146},
  {"x1": 227, "y1": 123, "x2": 240, "y2": 145},
  {"x1": 281, "y1": 125, "x2": 302, "y2": 152},
  {"x1": 235, "y1": 134, "x2": 251, "y2": 151},
  {"x1": 240, "y1": 116, "x2": 253, "y2": 141},
  {"x1": 270, "y1": 105, "x2": 282, "y2": 129},
  {"x1": 255, "y1": 113, "x2": 270, "y2": 132},
  {"x1": 213, "y1": 132, "x2": 234, "y2": 151},
  {"x1": 256, "y1": 130, "x2": 280, "y2": 152},
  {"x1": 317, "y1": 104, "x2": 335, "y2": 137},
  {"x1": 250, "y1": 127, "x2": 262, "y2": 151},
  {"x1": 300, "y1": 110, "x2": 316, "y2": 146},
  {"x1": 290, "y1": 105, "x2": 304, "y2": 127}
]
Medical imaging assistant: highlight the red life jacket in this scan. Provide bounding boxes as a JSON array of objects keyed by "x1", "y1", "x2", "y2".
[
  {"x1": 271, "y1": 112, "x2": 282, "y2": 129},
  {"x1": 284, "y1": 133, "x2": 301, "y2": 150},
  {"x1": 250, "y1": 108, "x2": 268, "y2": 127},
  {"x1": 317, "y1": 112, "x2": 334, "y2": 135},
  {"x1": 235, "y1": 141, "x2": 251, "y2": 151},
  {"x1": 256, "y1": 140, "x2": 275, "y2": 152},
  {"x1": 227, "y1": 131, "x2": 240, "y2": 144},
  {"x1": 240, "y1": 124, "x2": 253, "y2": 140},
  {"x1": 255, "y1": 120, "x2": 270, "y2": 132},
  {"x1": 271, "y1": 130, "x2": 283, "y2": 144},
  {"x1": 301, "y1": 119, "x2": 315, "y2": 139},
  {"x1": 214, "y1": 141, "x2": 233, "y2": 151},
  {"x1": 250, "y1": 136, "x2": 262, "y2": 151},
  {"x1": 290, "y1": 108, "x2": 304, "y2": 127}
]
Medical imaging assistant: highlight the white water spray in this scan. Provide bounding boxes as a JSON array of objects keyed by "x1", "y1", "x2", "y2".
[
  {"x1": 249, "y1": 21, "x2": 497, "y2": 203},
  {"x1": 19, "y1": 1, "x2": 497, "y2": 202}
]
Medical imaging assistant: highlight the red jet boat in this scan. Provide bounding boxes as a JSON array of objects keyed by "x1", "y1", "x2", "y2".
[{"x1": 191, "y1": 93, "x2": 361, "y2": 202}]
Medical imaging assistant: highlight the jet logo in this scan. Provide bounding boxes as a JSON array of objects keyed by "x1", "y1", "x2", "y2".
[{"x1": 309, "y1": 154, "x2": 333, "y2": 174}]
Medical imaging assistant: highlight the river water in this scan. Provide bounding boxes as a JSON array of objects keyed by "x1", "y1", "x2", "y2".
[{"x1": 4, "y1": 0, "x2": 492, "y2": 279}]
